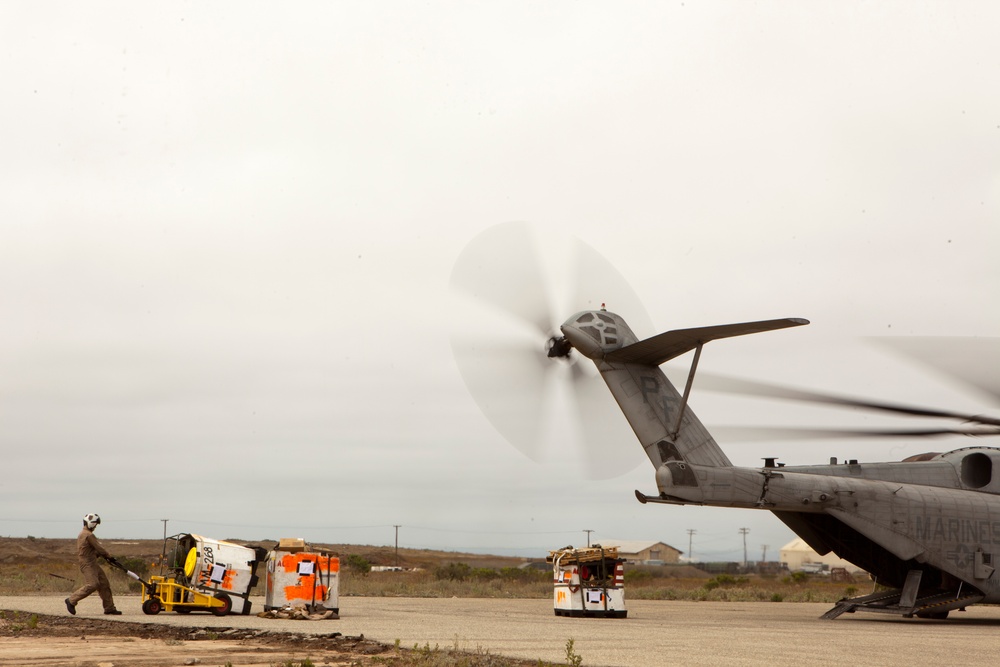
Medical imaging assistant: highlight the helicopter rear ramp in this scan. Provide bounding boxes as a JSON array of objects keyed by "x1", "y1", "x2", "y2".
[{"x1": 821, "y1": 570, "x2": 984, "y2": 620}]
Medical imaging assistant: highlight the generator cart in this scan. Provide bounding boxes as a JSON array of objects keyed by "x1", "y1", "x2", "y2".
[
  {"x1": 547, "y1": 545, "x2": 627, "y2": 618},
  {"x1": 135, "y1": 533, "x2": 266, "y2": 616}
]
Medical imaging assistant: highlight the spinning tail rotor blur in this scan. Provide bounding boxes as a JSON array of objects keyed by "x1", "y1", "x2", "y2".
[{"x1": 449, "y1": 222, "x2": 652, "y2": 479}]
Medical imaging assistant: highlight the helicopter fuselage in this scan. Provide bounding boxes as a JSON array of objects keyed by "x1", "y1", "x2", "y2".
[
  {"x1": 644, "y1": 447, "x2": 1000, "y2": 601},
  {"x1": 559, "y1": 307, "x2": 1000, "y2": 614}
]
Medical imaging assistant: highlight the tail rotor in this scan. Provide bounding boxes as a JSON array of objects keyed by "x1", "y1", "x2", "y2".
[{"x1": 450, "y1": 222, "x2": 651, "y2": 479}]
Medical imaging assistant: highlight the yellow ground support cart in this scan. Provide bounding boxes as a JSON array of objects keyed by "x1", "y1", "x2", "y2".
[
  {"x1": 135, "y1": 533, "x2": 267, "y2": 616},
  {"x1": 140, "y1": 575, "x2": 234, "y2": 616},
  {"x1": 547, "y1": 545, "x2": 627, "y2": 618}
]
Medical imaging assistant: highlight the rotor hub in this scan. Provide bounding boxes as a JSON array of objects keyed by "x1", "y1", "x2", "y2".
[{"x1": 547, "y1": 336, "x2": 573, "y2": 359}]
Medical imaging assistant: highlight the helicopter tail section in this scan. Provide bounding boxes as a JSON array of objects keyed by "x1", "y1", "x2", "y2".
[
  {"x1": 559, "y1": 310, "x2": 808, "y2": 469},
  {"x1": 600, "y1": 358, "x2": 731, "y2": 468}
]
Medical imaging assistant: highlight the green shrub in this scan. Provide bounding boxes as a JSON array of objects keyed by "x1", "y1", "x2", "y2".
[
  {"x1": 435, "y1": 563, "x2": 472, "y2": 581},
  {"x1": 498, "y1": 567, "x2": 543, "y2": 583},
  {"x1": 703, "y1": 574, "x2": 748, "y2": 590},
  {"x1": 345, "y1": 554, "x2": 372, "y2": 575},
  {"x1": 623, "y1": 569, "x2": 653, "y2": 583},
  {"x1": 470, "y1": 567, "x2": 496, "y2": 581},
  {"x1": 565, "y1": 638, "x2": 583, "y2": 667},
  {"x1": 117, "y1": 556, "x2": 150, "y2": 577}
]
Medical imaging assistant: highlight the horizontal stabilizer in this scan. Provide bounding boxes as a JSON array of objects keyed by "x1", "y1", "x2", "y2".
[{"x1": 605, "y1": 318, "x2": 809, "y2": 366}]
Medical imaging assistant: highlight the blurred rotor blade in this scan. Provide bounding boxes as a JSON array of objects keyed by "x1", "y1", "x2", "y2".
[
  {"x1": 450, "y1": 222, "x2": 653, "y2": 479},
  {"x1": 450, "y1": 221, "x2": 554, "y2": 336},
  {"x1": 451, "y1": 336, "x2": 552, "y2": 461},
  {"x1": 688, "y1": 371, "x2": 1000, "y2": 428},
  {"x1": 567, "y1": 369, "x2": 645, "y2": 479},
  {"x1": 569, "y1": 237, "x2": 654, "y2": 339},
  {"x1": 713, "y1": 425, "x2": 1000, "y2": 442},
  {"x1": 564, "y1": 235, "x2": 654, "y2": 477},
  {"x1": 871, "y1": 337, "x2": 1000, "y2": 405},
  {"x1": 564, "y1": 236, "x2": 651, "y2": 476}
]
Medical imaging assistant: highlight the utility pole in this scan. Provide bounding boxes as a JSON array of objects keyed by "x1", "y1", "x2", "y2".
[
  {"x1": 159, "y1": 520, "x2": 169, "y2": 569},
  {"x1": 761, "y1": 545, "x2": 769, "y2": 562},
  {"x1": 583, "y1": 529, "x2": 594, "y2": 547},
  {"x1": 739, "y1": 528, "x2": 750, "y2": 570},
  {"x1": 687, "y1": 529, "x2": 696, "y2": 562},
  {"x1": 393, "y1": 525, "x2": 401, "y2": 567}
]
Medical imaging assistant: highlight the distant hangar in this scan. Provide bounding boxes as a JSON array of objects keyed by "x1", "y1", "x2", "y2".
[{"x1": 595, "y1": 540, "x2": 682, "y2": 565}]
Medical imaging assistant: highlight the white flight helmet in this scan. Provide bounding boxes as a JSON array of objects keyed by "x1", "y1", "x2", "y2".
[{"x1": 83, "y1": 513, "x2": 101, "y2": 530}]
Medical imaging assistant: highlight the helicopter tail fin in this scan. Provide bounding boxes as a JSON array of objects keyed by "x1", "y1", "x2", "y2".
[
  {"x1": 596, "y1": 351, "x2": 731, "y2": 469},
  {"x1": 560, "y1": 312, "x2": 808, "y2": 469}
]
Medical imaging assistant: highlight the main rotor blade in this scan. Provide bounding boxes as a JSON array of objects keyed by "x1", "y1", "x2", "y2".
[
  {"x1": 713, "y1": 425, "x2": 1000, "y2": 442},
  {"x1": 871, "y1": 337, "x2": 1000, "y2": 405},
  {"x1": 689, "y1": 372, "x2": 1000, "y2": 428}
]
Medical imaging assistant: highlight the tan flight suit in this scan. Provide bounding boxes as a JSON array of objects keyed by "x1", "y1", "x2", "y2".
[{"x1": 67, "y1": 527, "x2": 118, "y2": 612}]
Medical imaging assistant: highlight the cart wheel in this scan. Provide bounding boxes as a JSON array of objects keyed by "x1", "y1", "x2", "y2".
[
  {"x1": 211, "y1": 592, "x2": 232, "y2": 617},
  {"x1": 142, "y1": 598, "x2": 162, "y2": 615}
]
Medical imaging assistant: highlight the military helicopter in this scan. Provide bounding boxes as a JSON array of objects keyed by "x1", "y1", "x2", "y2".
[{"x1": 452, "y1": 222, "x2": 1000, "y2": 620}]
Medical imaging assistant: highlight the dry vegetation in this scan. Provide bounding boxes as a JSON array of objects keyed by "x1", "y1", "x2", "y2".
[
  {"x1": 0, "y1": 536, "x2": 863, "y2": 603},
  {"x1": 342, "y1": 567, "x2": 864, "y2": 603},
  {"x1": 1, "y1": 536, "x2": 871, "y2": 666}
]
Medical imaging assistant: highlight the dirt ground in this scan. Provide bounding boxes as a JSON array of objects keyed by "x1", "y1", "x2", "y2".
[
  {"x1": 0, "y1": 610, "x2": 393, "y2": 667},
  {"x1": 0, "y1": 536, "x2": 543, "y2": 666}
]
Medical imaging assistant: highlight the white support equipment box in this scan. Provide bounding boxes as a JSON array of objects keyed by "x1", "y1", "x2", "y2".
[
  {"x1": 548, "y1": 545, "x2": 627, "y2": 618},
  {"x1": 177, "y1": 533, "x2": 266, "y2": 616},
  {"x1": 265, "y1": 543, "x2": 339, "y2": 614}
]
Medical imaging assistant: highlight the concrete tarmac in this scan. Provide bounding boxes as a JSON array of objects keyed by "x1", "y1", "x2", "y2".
[{"x1": 5, "y1": 595, "x2": 1000, "y2": 666}]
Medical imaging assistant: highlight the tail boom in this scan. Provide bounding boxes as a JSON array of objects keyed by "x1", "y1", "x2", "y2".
[{"x1": 560, "y1": 310, "x2": 808, "y2": 469}]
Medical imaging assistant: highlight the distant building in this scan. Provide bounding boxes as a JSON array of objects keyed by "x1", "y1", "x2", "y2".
[
  {"x1": 596, "y1": 540, "x2": 682, "y2": 565},
  {"x1": 779, "y1": 538, "x2": 866, "y2": 573}
]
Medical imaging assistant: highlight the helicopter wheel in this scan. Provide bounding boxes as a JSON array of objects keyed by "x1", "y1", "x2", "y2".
[{"x1": 916, "y1": 611, "x2": 949, "y2": 620}]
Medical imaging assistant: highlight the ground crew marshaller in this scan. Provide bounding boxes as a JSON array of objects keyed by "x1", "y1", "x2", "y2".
[{"x1": 65, "y1": 513, "x2": 122, "y2": 615}]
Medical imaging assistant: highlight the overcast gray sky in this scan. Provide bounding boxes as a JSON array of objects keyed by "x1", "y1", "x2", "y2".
[{"x1": 2, "y1": 2, "x2": 997, "y2": 562}]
